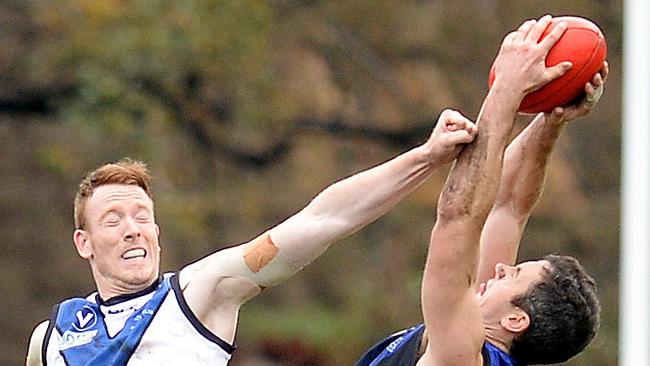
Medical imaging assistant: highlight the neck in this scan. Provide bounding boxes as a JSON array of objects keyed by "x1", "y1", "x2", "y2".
[
  {"x1": 93, "y1": 272, "x2": 160, "y2": 301},
  {"x1": 484, "y1": 328, "x2": 512, "y2": 354},
  {"x1": 97, "y1": 277, "x2": 160, "y2": 305}
]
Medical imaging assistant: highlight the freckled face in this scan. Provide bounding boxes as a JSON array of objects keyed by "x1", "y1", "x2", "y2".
[{"x1": 74, "y1": 184, "x2": 160, "y2": 297}]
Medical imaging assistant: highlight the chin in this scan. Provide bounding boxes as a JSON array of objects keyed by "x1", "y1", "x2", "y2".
[{"x1": 124, "y1": 267, "x2": 159, "y2": 286}]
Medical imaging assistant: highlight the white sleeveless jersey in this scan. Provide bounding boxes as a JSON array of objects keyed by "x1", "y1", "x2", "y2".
[{"x1": 44, "y1": 274, "x2": 233, "y2": 365}]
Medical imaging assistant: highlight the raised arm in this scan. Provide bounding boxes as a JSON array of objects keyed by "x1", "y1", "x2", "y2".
[
  {"x1": 476, "y1": 62, "x2": 609, "y2": 287},
  {"x1": 419, "y1": 16, "x2": 571, "y2": 366},
  {"x1": 177, "y1": 108, "x2": 477, "y2": 344},
  {"x1": 269, "y1": 111, "x2": 477, "y2": 263}
]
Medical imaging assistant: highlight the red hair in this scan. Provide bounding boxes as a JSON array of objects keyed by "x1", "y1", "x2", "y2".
[{"x1": 74, "y1": 158, "x2": 153, "y2": 229}]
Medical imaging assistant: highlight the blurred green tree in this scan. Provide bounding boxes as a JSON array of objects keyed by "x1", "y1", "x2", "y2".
[{"x1": 0, "y1": 1, "x2": 621, "y2": 365}]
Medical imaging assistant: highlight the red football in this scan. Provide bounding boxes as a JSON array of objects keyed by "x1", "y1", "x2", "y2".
[{"x1": 488, "y1": 16, "x2": 607, "y2": 114}]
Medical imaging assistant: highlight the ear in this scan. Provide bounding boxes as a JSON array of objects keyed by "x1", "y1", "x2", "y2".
[
  {"x1": 500, "y1": 308, "x2": 531, "y2": 334},
  {"x1": 73, "y1": 229, "x2": 93, "y2": 259}
]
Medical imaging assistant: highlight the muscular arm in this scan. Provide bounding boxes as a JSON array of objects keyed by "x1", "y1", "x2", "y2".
[
  {"x1": 269, "y1": 119, "x2": 474, "y2": 265},
  {"x1": 177, "y1": 110, "x2": 477, "y2": 344},
  {"x1": 418, "y1": 16, "x2": 570, "y2": 366},
  {"x1": 476, "y1": 113, "x2": 566, "y2": 286},
  {"x1": 476, "y1": 63, "x2": 608, "y2": 287},
  {"x1": 420, "y1": 82, "x2": 523, "y2": 366}
]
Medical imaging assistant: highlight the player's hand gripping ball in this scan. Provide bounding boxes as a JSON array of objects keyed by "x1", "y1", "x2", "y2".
[{"x1": 489, "y1": 16, "x2": 607, "y2": 114}]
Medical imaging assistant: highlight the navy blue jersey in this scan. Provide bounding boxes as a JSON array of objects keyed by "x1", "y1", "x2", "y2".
[
  {"x1": 355, "y1": 324, "x2": 520, "y2": 366},
  {"x1": 355, "y1": 324, "x2": 425, "y2": 366}
]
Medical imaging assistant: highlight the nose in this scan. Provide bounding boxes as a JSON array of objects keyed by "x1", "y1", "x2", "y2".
[
  {"x1": 123, "y1": 217, "x2": 141, "y2": 242},
  {"x1": 495, "y1": 263, "x2": 513, "y2": 279}
]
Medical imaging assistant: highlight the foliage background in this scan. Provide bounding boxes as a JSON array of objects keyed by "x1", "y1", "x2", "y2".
[{"x1": 0, "y1": 1, "x2": 621, "y2": 365}]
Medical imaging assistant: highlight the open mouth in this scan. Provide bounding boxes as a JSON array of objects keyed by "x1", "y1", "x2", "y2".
[{"x1": 122, "y1": 248, "x2": 146, "y2": 260}]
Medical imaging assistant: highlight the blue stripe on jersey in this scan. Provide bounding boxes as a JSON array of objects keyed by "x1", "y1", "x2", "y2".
[
  {"x1": 356, "y1": 324, "x2": 520, "y2": 366},
  {"x1": 52, "y1": 276, "x2": 172, "y2": 365}
]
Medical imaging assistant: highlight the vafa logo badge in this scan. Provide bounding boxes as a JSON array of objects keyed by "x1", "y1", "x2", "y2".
[{"x1": 72, "y1": 306, "x2": 97, "y2": 331}]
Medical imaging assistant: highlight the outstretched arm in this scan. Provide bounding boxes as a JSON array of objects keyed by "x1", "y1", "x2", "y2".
[
  {"x1": 269, "y1": 112, "x2": 477, "y2": 265},
  {"x1": 476, "y1": 62, "x2": 609, "y2": 287},
  {"x1": 178, "y1": 109, "x2": 477, "y2": 344},
  {"x1": 419, "y1": 16, "x2": 571, "y2": 366}
]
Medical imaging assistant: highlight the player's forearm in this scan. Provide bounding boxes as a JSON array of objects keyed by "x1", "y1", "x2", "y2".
[
  {"x1": 430, "y1": 84, "x2": 522, "y2": 288},
  {"x1": 496, "y1": 113, "x2": 565, "y2": 214},
  {"x1": 421, "y1": 86, "x2": 522, "y2": 335},
  {"x1": 186, "y1": 150, "x2": 435, "y2": 291},
  {"x1": 270, "y1": 144, "x2": 444, "y2": 263},
  {"x1": 475, "y1": 114, "x2": 564, "y2": 283},
  {"x1": 193, "y1": 110, "x2": 475, "y2": 296},
  {"x1": 437, "y1": 84, "x2": 521, "y2": 224},
  {"x1": 475, "y1": 113, "x2": 565, "y2": 286},
  {"x1": 306, "y1": 144, "x2": 442, "y2": 230}
]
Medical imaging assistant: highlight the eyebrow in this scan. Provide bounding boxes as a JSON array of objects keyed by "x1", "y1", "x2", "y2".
[{"x1": 99, "y1": 203, "x2": 151, "y2": 220}]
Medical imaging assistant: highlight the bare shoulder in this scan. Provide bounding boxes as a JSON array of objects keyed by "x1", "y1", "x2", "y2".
[
  {"x1": 178, "y1": 250, "x2": 261, "y2": 345},
  {"x1": 26, "y1": 320, "x2": 49, "y2": 366}
]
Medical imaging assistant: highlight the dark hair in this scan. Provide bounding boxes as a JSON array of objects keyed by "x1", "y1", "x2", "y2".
[
  {"x1": 74, "y1": 158, "x2": 153, "y2": 229},
  {"x1": 509, "y1": 254, "x2": 600, "y2": 364}
]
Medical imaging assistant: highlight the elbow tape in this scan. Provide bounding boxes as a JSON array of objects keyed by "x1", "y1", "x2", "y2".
[
  {"x1": 213, "y1": 232, "x2": 300, "y2": 288},
  {"x1": 244, "y1": 233, "x2": 281, "y2": 273}
]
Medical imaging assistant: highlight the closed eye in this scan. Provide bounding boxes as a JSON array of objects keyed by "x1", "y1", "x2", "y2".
[
  {"x1": 135, "y1": 210, "x2": 152, "y2": 223},
  {"x1": 134, "y1": 206, "x2": 152, "y2": 222},
  {"x1": 101, "y1": 212, "x2": 121, "y2": 227}
]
